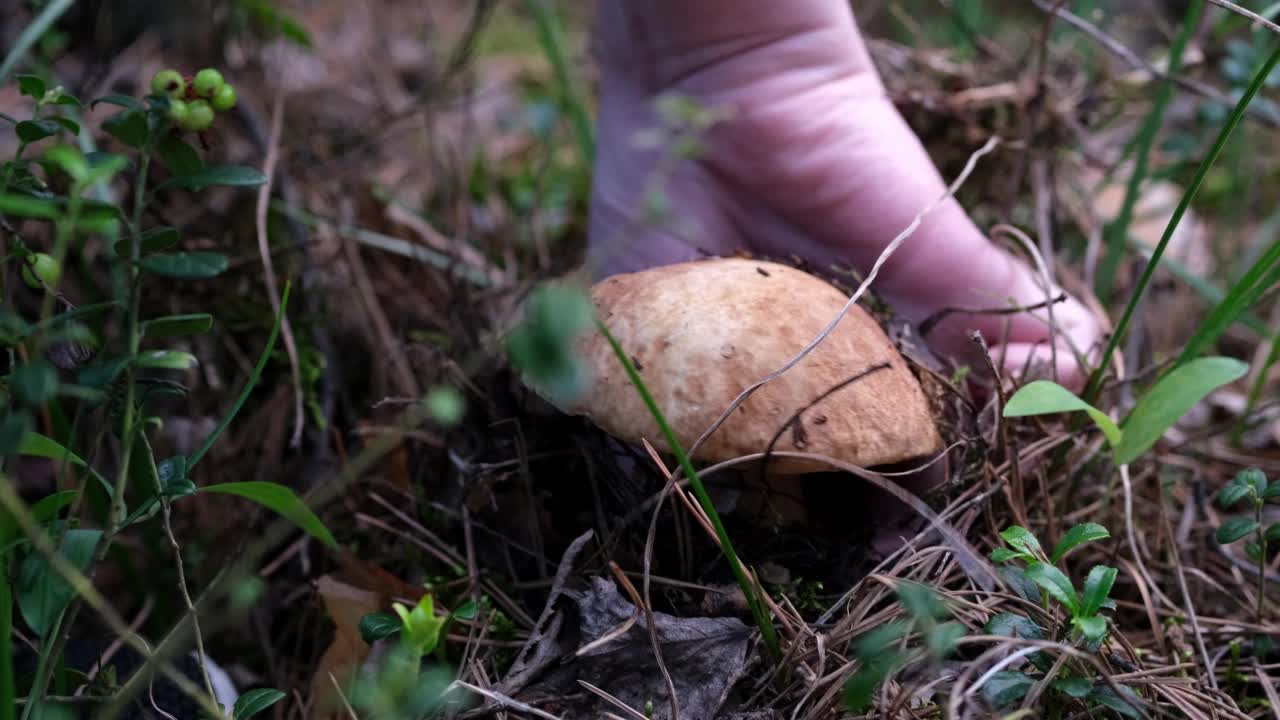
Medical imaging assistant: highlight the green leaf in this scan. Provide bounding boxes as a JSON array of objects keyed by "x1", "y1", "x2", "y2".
[
  {"x1": 134, "y1": 350, "x2": 198, "y2": 370},
  {"x1": 17, "y1": 74, "x2": 45, "y2": 98},
  {"x1": 1263, "y1": 482, "x2": 1280, "y2": 499},
  {"x1": 1080, "y1": 565, "x2": 1118, "y2": 617},
  {"x1": 506, "y1": 282, "x2": 596, "y2": 405},
  {"x1": 990, "y1": 547, "x2": 1026, "y2": 564},
  {"x1": 926, "y1": 621, "x2": 966, "y2": 659},
  {"x1": 77, "y1": 355, "x2": 131, "y2": 389},
  {"x1": 155, "y1": 134, "x2": 204, "y2": 177},
  {"x1": 15, "y1": 119, "x2": 61, "y2": 144},
  {"x1": 1216, "y1": 517, "x2": 1260, "y2": 544},
  {"x1": 450, "y1": 600, "x2": 478, "y2": 621},
  {"x1": 1265, "y1": 523, "x2": 1280, "y2": 542},
  {"x1": 139, "y1": 252, "x2": 228, "y2": 279},
  {"x1": 981, "y1": 671, "x2": 1035, "y2": 707},
  {"x1": 30, "y1": 490, "x2": 76, "y2": 524},
  {"x1": 102, "y1": 109, "x2": 149, "y2": 148},
  {"x1": 11, "y1": 361, "x2": 57, "y2": 406},
  {"x1": 233, "y1": 688, "x2": 286, "y2": 720},
  {"x1": 1219, "y1": 482, "x2": 1253, "y2": 508},
  {"x1": 984, "y1": 612, "x2": 1044, "y2": 640},
  {"x1": 359, "y1": 612, "x2": 402, "y2": 643},
  {"x1": 1074, "y1": 614, "x2": 1109, "y2": 645},
  {"x1": 90, "y1": 94, "x2": 144, "y2": 111},
  {"x1": 996, "y1": 566, "x2": 1041, "y2": 603},
  {"x1": 1246, "y1": 541, "x2": 1264, "y2": 563},
  {"x1": 18, "y1": 432, "x2": 89, "y2": 468},
  {"x1": 81, "y1": 152, "x2": 127, "y2": 188},
  {"x1": 157, "y1": 165, "x2": 268, "y2": 192},
  {"x1": 0, "y1": 192, "x2": 57, "y2": 219},
  {"x1": 115, "y1": 226, "x2": 180, "y2": 257},
  {"x1": 47, "y1": 116, "x2": 78, "y2": 137},
  {"x1": 199, "y1": 481, "x2": 337, "y2": 549},
  {"x1": 393, "y1": 594, "x2": 447, "y2": 657},
  {"x1": 0, "y1": 412, "x2": 33, "y2": 455},
  {"x1": 841, "y1": 650, "x2": 908, "y2": 712},
  {"x1": 1051, "y1": 523, "x2": 1111, "y2": 564},
  {"x1": 999, "y1": 526, "x2": 1043, "y2": 559},
  {"x1": 1115, "y1": 356, "x2": 1249, "y2": 465},
  {"x1": 1237, "y1": 467, "x2": 1268, "y2": 496},
  {"x1": 16, "y1": 528, "x2": 101, "y2": 637},
  {"x1": 1089, "y1": 685, "x2": 1144, "y2": 719},
  {"x1": 50, "y1": 92, "x2": 81, "y2": 107},
  {"x1": 43, "y1": 144, "x2": 85, "y2": 181},
  {"x1": 1003, "y1": 380, "x2": 1122, "y2": 447},
  {"x1": 1052, "y1": 676, "x2": 1093, "y2": 699},
  {"x1": 142, "y1": 314, "x2": 214, "y2": 338},
  {"x1": 1025, "y1": 562, "x2": 1079, "y2": 614},
  {"x1": 896, "y1": 580, "x2": 949, "y2": 621},
  {"x1": 854, "y1": 620, "x2": 910, "y2": 658}
]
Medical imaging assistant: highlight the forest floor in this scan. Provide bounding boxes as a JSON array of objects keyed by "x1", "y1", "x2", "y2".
[{"x1": 7, "y1": 1, "x2": 1280, "y2": 719}]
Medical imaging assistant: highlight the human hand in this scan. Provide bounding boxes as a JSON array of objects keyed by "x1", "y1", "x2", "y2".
[{"x1": 587, "y1": 0, "x2": 1102, "y2": 390}]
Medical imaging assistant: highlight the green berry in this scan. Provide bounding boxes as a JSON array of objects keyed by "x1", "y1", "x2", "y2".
[
  {"x1": 192, "y1": 68, "x2": 224, "y2": 98},
  {"x1": 210, "y1": 83, "x2": 237, "y2": 112},
  {"x1": 167, "y1": 98, "x2": 190, "y2": 125},
  {"x1": 151, "y1": 69, "x2": 185, "y2": 98},
  {"x1": 21, "y1": 253, "x2": 60, "y2": 290},
  {"x1": 180, "y1": 99, "x2": 214, "y2": 132}
]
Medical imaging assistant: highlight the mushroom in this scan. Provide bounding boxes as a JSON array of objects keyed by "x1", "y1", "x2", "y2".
[{"x1": 536, "y1": 257, "x2": 944, "y2": 480}]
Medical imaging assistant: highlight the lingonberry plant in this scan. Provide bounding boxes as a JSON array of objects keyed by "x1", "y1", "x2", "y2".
[
  {"x1": 0, "y1": 68, "x2": 326, "y2": 718},
  {"x1": 1215, "y1": 467, "x2": 1280, "y2": 620},
  {"x1": 979, "y1": 523, "x2": 1145, "y2": 717}
]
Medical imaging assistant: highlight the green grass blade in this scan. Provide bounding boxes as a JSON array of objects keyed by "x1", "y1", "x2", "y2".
[
  {"x1": 0, "y1": 0, "x2": 75, "y2": 89},
  {"x1": 1234, "y1": 333, "x2": 1280, "y2": 444},
  {"x1": 1084, "y1": 41, "x2": 1280, "y2": 404},
  {"x1": 595, "y1": 320, "x2": 780, "y2": 660},
  {"x1": 1124, "y1": 235, "x2": 1269, "y2": 337},
  {"x1": 524, "y1": 0, "x2": 594, "y2": 165},
  {"x1": 189, "y1": 282, "x2": 290, "y2": 468},
  {"x1": 1094, "y1": 0, "x2": 1204, "y2": 301},
  {"x1": 1172, "y1": 47, "x2": 1280, "y2": 369}
]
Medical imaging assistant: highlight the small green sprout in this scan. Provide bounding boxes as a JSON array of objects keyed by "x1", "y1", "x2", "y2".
[
  {"x1": 393, "y1": 594, "x2": 448, "y2": 659},
  {"x1": 1003, "y1": 356, "x2": 1247, "y2": 466},
  {"x1": 990, "y1": 523, "x2": 1117, "y2": 647}
]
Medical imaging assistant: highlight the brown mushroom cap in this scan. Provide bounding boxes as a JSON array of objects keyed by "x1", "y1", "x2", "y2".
[{"x1": 548, "y1": 257, "x2": 944, "y2": 474}]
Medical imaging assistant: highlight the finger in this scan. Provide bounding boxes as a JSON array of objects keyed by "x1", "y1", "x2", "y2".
[{"x1": 992, "y1": 341, "x2": 1095, "y2": 395}]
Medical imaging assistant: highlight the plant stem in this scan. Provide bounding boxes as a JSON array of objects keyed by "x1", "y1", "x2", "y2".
[
  {"x1": 0, "y1": 0, "x2": 75, "y2": 87},
  {"x1": 596, "y1": 321, "x2": 781, "y2": 660},
  {"x1": 1257, "y1": 502, "x2": 1267, "y2": 622},
  {"x1": 22, "y1": 150, "x2": 151, "y2": 714}
]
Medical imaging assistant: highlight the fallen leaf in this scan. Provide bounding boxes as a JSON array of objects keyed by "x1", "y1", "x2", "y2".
[{"x1": 308, "y1": 575, "x2": 384, "y2": 720}]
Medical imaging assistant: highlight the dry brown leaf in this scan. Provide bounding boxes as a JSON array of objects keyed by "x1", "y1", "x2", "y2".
[{"x1": 307, "y1": 575, "x2": 384, "y2": 720}]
